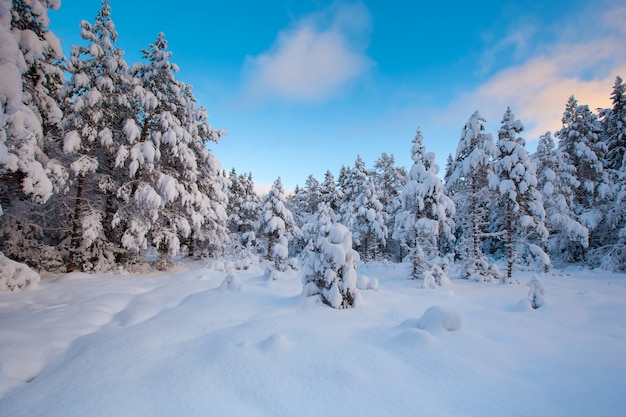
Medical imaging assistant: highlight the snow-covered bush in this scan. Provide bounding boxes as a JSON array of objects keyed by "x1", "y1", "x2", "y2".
[
  {"x1": 356, "y1": 274, "x2": 379, "y2": 291},
  {"x1": 528, "y1": 275, "x2": 545, "y2": 309},
  {"x1": 0, "y1": 252, "x2": 40, "y2": 291},
  {"x1": 302, "y1": 204, "x2": 362, "y2": 309},
  {"x1": 219, "y1": 271, "x2": 242, "y2": 292}
]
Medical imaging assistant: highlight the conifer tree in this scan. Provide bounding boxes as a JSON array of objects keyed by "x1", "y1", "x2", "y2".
[
  {"x1": 319, "y1": 169, "x2": 342, "y2": 219},
  {"x1": 490, "y1": 108, "x2": 549, "y2": 281},
  {"x1": 594, "y1": 77, "x2": 626, "y2": 271},
  {"x1": 556, "y1": 96, "x2": 612, "y2": 253},
  {"x1": 258, "y1": 177, "x2": 300, "y2": 272},
  {"x1": 352, "y1": 176, "x2": 387, "y2": 261},
  {"x1": 302, "y1": 203, "x2": 361, "y2": 309},
  {"x1": 60, "y1": 0, "x2": 131, "y2": 271},
  {"x1": 601, "y1": 76, "x2": 626, "y2": 172},
  {"x1": 372, "y1": 152, "x2": 407, "y2": 260},
  {"x1": 226, "y1": 170, "x2": 261, "y2": 268},
  {"x1": 0, "y1": 0, "x2": 65, "y2": 212},
  {"x1": 394, "y1": 128, "x2": 455, "y2": 284},
  {"x1": 556, "y1": 96, "x2": 610, "y2": 208},
  {"x1": 339, "y1": 155, "x2": 368, "y2": 233},
  {"x1": 0, "y1": 0, "x2": 66, "y2": 273},
  {"x1": 113, "y1": 33, "x2": 225, "y2": 269},
  {"x1": 532, "y1": 132, "x2": 588, "y2": 263},
  {"x1": 445, "y1": 111, "x2": 500, "y2": 281}
]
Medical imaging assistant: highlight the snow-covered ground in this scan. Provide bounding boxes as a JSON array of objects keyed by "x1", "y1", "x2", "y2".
[{"x1": 0, "y1": 261, "x2": 625, "y2": 417}]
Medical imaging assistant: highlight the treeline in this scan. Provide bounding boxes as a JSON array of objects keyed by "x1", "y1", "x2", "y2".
[{"x1": 1, "y1": 1, "x2": 625, "y2": 294}]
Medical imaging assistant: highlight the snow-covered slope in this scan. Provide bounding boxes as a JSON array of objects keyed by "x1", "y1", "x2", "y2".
[{"x1": 0, "y1": 261, "x2": 625, "y2": 416}]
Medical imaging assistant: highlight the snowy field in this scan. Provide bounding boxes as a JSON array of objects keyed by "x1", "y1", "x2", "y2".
[{"x1": 0, "y1": 261, "x2": 625, "y2": 417}]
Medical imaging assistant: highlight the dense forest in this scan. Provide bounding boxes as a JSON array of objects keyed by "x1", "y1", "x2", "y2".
[{"x1": 1, "y1": 0, "x2": 625, "y2": 298}]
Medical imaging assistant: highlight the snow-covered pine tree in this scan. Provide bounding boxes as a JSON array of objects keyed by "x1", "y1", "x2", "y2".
[
  {"x1": 302, "y1": 202, "x2": 361, "y2": 309},
  {"x1": 556, "y1": 97, "x2": 612, "y2": 253},
  {"x1": 594, "y1": 76, "x2": 626, "y2": 271},
  {"x1": 0, "y1": 0, "x2": 67, "y2": 273},
  {"x1": 113, "y1": 33, "x2": 225, "y2": 269},
  {"x1": 187, "y1": 138, "x2": 229, "y2": 259},
  {"x1": 532, "y1": 132, "x2": 588, "y2": 263},
  {"x1": 557, "y1": 96, "x2": 610, "y2": 206},
  {"x1": 258, "y1": 177, "x2": 300, "y2": 272},
  {"x1": 319, "y1": 169, "x2": 342, "y2": 220},
  {"x1": 338, "y1": 155, "x2": 368, "y2": 232},
  {"x1": 226, "y1": 170, "x2": 261, "y2": 269},
  {"x1": 352, "y1": 176, "x2": 387, "y2": 261},
  {"x1": 59, "y1": 0, "x2": 132, "y2": 271},
  {"x1": 372, "y1": 152, "x2": 407, "y2": 261},
  {"x1": 445, "y1": 111, "x2": 500, "y2": 281},
  {"x1": 601, "y1": 76, "x2": 626, "y2": 172},
  {"x1": 489, "y1": 108, "x2": 549, "y2": 281},
  {"x1": 394, "y1": 128, "x2": 455, "y2": 284},
  {"x1": 0, "y1": 0, "x2": 65, "y2": 212}
]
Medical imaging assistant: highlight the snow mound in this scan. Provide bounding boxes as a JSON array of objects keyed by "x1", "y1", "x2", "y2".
[
  {"x1": 0, "y1": 253, "x2": 40, "y2": 291},
  {"x1": 417, "y1": 306, "x2": 463, "y2": 332},
  {"x1": 219, "y1": 271, "x2": 242, "y2": 292},
  {"x1": 259, "y1": 333, "x2": 292, "y2": 352},
  {"x1": 357, "y1": 274, "x2": 379, "y2": 291}
]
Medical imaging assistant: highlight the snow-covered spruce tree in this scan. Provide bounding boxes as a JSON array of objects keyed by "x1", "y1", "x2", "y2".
[
  {"x1": 394, "y1": 128, "x2": 455, "y2": 285},
  {"x1": 601, "y1": 76, "x2": 626, "y2": 172},
  {"x1": 489, "y1": 108, "x2": 549, "y2": 281},
  {"x1": 445, "y1": 111, "x2": 500, "y2": 281},
  {"x1": 595, "y1": 76, "x2": 626, "y2": 271},
  {"x1": 186, "y1": 135, "x2": 229, "y2": 259},
  {"x1": 338, "y1": 155, "x2": 368, "y2": 233},
  {"x1": 59, "y1": 0, "x2": 134, "y2": 271},
  {"x1": 556, "y1": 96, "x2": 612, "y2": 253},
  {"x1": 0, "y1": 0, "x2": 65, "y2": 213},
  {"x1": 319, "y1": 169, "x2": 342, "y2": 220},
  {"x1": 113, "y1": 33, "x2": 225, "y2": 269},
  {"x1": 0, "y1": 0, "x2": 68, "y2": 275},
  {"x1": 258, "y1": 177, "x2": 300, "y2": 273},
  {"x1": 352, "y1": 175, "x2": 388, "y2": 261},
  {"x1": 302, "y1": 202, "x2": 361, "y2": 309},
  {"x1": 532, "y1": 132, "x2": 588, "y2": 263},
  {"x1": 373, "y1": 152, "x2": 407, "y2": 261},
  {"x1": 226, "y1": 169, "x2": 261, "y2": 266}
]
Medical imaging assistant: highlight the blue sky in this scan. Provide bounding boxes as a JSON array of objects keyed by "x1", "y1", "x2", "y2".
[{"x1": 50, "y1": 0, "x2": 626, "y2": 193}]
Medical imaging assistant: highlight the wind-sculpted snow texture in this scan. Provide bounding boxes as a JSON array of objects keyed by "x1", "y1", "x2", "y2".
[{"x1": 1, "y1": 261, "x2": 625, "y2": 417}]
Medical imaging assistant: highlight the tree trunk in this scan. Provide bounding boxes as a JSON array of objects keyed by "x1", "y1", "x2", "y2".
[
  {"x1": 505, "y1": 203, "x2": 514, "y2": 282},
  {"x1": 68, "y1": 175, "x2": 84, "y2": 272}
]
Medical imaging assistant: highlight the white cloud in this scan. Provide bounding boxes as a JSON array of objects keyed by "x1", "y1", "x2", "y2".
[
  {"x1": 242, "y1": 2, "x2": 373, "y2": 102},
  {"x1": 443, "y1": 2, "x2": 626, "y2": 144}
]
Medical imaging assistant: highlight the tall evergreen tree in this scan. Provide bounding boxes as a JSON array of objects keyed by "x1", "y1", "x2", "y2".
[
  {"x1": 60, "y1": 0, "x2": 132, "y2": 271},
  {"x1": 445, "y1": 111, "x2": 500, "y2": 281},
  {"x1": 319, "y1": 169, "x2": 342, "y2": 219},
  {"x1": 490, "y1": 108, "x2": 548, "y2": 281},
  {"x1": 0, "y1": 0, "x2": 65, "y2": 212},
  {"x1": 352, "y1": 176, "x2": 387, "y2": 261},
  {"x1": 556, "y1": 96, "x2": 610, "y2": 209},
  {"x1": 601, "y1": 76, "x2": 626, "y2": 172},
  {"x1": 556, "y1": 96, "x2": 612, "y2": 253},
  {"x1": 532, "y1": 132, "x2": 588, "y2": 263},
  {"x1": 338, "y1": 155, "x2": 368, "y2": 233},
  {"x1": 372, "y1": 152, "x2": 407, "y2": 260},
  {"x1": 594, "y1": 76, "x2": 626, "y2": 271},
  {"x1": 226, "y1": 169, "x2": 261, "y2": 268},
  {"x1": 113, "y1": 33, "x2": 225, "y2": 269},
  {"x1": 0, "y1": 0, "x2": 66, "y2": 272},
  {"x1": 258, "y1": 177, "x2": 300, "y2": 272},
  {"x1": 394, "y1": 128, "x2": 455, "y2": 284}
]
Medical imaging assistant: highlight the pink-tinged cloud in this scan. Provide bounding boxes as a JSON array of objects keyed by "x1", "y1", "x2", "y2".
[
  {"x1": 242, "y1": 2, "x2": 373, "y2": 102},
  {"x1": 443, "y1": 2, "x2": 626, "y2": 144}
]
